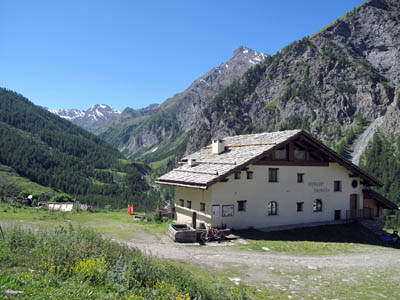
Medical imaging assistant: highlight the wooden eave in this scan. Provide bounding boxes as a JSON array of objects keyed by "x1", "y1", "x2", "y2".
[
  {"x1": 154, "y1": 179, "x2": 208, "y2": 190},
  {"x1": 297, "y1": 131, "x2": 382, "y2": 187},
  {"x1": 363, "y1": 189, "x2": 398, "y2": 210}
]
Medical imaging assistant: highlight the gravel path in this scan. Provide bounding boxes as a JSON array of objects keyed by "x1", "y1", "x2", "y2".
[{"x1": 117, "y1": 231, "x2": 400, "y2": 290}]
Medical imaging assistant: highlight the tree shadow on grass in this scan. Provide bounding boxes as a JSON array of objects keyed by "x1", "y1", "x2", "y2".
[{"x1": 232, "y1": 222, "x2": 400, "y2": 249}]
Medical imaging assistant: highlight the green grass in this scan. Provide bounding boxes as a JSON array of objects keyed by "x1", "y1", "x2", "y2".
[
  {"x1": 236, "y1": 239, "x2": 367, "y2": 255},
  {"x1": 0, "y1": 226, "x2": 248, "y2": 300},
  {"x1": 232, "y1": 223, "x2": 394, "y2": 255},
  {"x1": 263, "y1": 98, "x2": 281, "y2": 111},
  {"x1": 0, "y1": 164, "x2": 55, "y2": 197},
  {"x1": 1, "y1": 205, "x2": 400, "y2": 299},
  {"x1": 0, "y1": 203, "x2": 169, "y2": 240},
  {"x1": 149, "y1": 154, "x2": 175, "y2": 170}
]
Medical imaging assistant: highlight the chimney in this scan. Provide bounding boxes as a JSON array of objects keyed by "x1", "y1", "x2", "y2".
[
  {"x1": 188, "y1": 158, "x2": 198, "y2": 167},
  {"x1": 212, "y1": 139, "x2": 225, "y2": 155}
]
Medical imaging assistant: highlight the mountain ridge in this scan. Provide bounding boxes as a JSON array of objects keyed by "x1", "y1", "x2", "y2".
[
  {"x1": 187, "y1": 0, "x2": 400, "y2": 156},
  {"x1": 48, "y1": 46, "x2": 269, "y2": 160}
]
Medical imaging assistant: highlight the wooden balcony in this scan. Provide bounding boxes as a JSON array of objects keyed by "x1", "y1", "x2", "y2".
[{"x1": 346, "y1": 208, "x2": 374, "y2": 221}]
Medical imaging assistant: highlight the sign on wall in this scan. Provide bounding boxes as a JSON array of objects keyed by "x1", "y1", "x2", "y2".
[
  {"x1": 212, "y1": 205, "x2": 220, "y2": 217},
  {"x1": 308, "y1": 181, "x2": 330, "y2": 193},
  {"x1": 222, "y1": 205, "x2": 234, "y2": 217}
]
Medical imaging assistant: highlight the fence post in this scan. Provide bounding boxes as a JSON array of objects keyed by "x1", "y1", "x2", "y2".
[{"x1": 0, "y1": 224, "x2": 4, "y2": 241}]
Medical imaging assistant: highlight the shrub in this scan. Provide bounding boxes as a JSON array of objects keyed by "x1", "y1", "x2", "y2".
[{"x1": 50, "y1": 193, "x2": 73, "y2": 203}]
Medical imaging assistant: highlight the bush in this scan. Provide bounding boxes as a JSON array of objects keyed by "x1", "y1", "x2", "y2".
[{"x1": 50, "y1": 193, "x2": 73, "y2": 203}]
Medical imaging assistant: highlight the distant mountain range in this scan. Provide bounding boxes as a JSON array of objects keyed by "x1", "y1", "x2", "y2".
[
  {"x1": 48, "y1": 104, "x2": 122, "y2": 134},
  {"x1": 48, "y1": 46, "x2": 269, "y2": 160}
]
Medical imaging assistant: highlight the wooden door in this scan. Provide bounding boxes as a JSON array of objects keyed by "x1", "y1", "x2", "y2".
[{"x1": 350, "y1": 194, "x2": 358, "y2": 210}]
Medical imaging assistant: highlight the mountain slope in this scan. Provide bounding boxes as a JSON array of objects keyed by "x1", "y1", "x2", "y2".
[
  {"x1": 98, "y1": 46, "x2": 268, "y2": 160},
  {"x1": 188, "y1": 0, "x2": 400, "y2": 156},
  {"x1": 0, "y1": 88, "x2": 152, "y2": 209}
]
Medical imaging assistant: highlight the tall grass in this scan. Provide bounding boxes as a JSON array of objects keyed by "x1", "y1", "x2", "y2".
[{"x1": 0, "y1": 226, "x2": 250, "y2": 299}]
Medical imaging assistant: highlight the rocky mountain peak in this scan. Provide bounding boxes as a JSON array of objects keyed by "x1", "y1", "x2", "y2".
[
  {"x1": 47, "y1": 108, "x2": 85, "y2": 121},
  {"x1": 232, "y1": 46, "x2": 268, "y2": 65},
  {"x1": 85, "y1": 104, "x2": 121, "y2": 121}
]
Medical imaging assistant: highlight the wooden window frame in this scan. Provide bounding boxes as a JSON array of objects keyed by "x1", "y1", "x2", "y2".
[
  {"x1": 334, "y1": 181, "x2": 342, "y2": 192},
  {"x1": 268, "y1": 201, "x2": 278, "y2": 215},
  {"x1": 237, "y1": 200, "x2": 247, "y2": 212},
  {"x1": 297, "y1": 173, "x2": 304, "y2": 183},
  {"x1": 268, "y1": 168, "x2": 279, "y2": 183},
  {"x1": 313, "y1": 199, "x2": 322, "y2": 212},
  {"x1": 297, "y1": 202, "x2": 304, "y2": 212},
  {"x1": 275, "y1": 148, "x2": 287, "y2": 160}
]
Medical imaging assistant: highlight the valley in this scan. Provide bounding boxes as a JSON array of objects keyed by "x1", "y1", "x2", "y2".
[{"x1": 1, "y1": 0, "x2": 400, "y2": 299}]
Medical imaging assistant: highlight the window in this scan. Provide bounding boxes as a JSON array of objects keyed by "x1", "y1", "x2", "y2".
[
  {"x1": 186, "y1": 200, "x2": 192, "y2": 209},
  {"x1": 313, "y1": 199, "x2": 322, "y2": 212},
  {"x1": 352, "y1": 180, "x2": 358, "y2": 188},
  {"x1": 334, "y1": 181, "x2": 342, "y2": 192},
  {"x1": 222, "y1": 205, "x2": 234, "y2": 217},
  {"x1": 297, "y1": 173, "x2": 304, "y2": 183},
  {"x1": 294, "y1": 148, "x2": 306, "y2": 160},
  {"x1": 234, "y1": 172, "x2": 241, "y2": 180},
  {"x1": 269, "y1": 168, "x2": 279, "y2": 182},
  {"x1": 200, "y1": 203, "x2": 205, "y2": 212},
  {"x1": 268, "y1": 201, "x2": 278, "y2": 215},
  {"x1": 179, "y1": 199, "x2": 184, "y2": 206},
  {"x1": 246, "y1": 171, "x2": 253, "y2": 180},
  {"x1": 275, "y1": 148, "x2": 287, "y2": 160},
  {"x1": 212, "y1": 205, "x2": 220, "y2": 217},
  {"x1": 237, "y1": 200, "x2": 247, "y2": 212},
  {"x1": 297, "y1": 202, "x2": 304, "y2": 212}
]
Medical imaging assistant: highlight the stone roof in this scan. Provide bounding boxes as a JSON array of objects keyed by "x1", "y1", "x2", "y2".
[{"x1": 156, "y1": 130, "x2": 301, "y2": 188}]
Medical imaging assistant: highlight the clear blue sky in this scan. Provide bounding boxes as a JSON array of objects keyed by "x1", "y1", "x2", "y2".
[{"x1": 0, "y1": 0, "x2": 365, "y2": 111}]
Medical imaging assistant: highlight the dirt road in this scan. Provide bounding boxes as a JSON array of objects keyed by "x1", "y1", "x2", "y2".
[{"x1": 116, "y1": 231, "x2": 400, "y2": 298}]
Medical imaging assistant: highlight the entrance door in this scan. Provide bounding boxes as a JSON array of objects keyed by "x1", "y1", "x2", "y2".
[
  {"x1": 350, "y1": 194, "x2": 358, "y2": 219},
  {"x1": 350, "y1": 194, "x2": 358, "y2": 210},
  {"x1": 334, "y1": 210, "x2": 341, "y2": 220}
]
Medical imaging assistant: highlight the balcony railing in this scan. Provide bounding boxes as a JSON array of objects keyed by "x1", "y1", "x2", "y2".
[{"x1": 346, "y1": 208, "x2": 374, "y2": 221}]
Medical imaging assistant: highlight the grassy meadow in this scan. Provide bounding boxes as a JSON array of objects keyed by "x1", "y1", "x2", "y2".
[
  {"x1": 0, "y1": 226, "x2": 248, "y2": 300},
  {"x1": 0, "y1": 203, "x2": 169, "y2": 240},
  {"x1": 1, "y1": 203, "x2": 400, "y2": 299}
]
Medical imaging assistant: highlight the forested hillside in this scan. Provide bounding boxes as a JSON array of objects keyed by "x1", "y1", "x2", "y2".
[
  {"x1": 0, "y1": 88, "x2": 155, "y2": 210},
  {"x1": 360, "y1": 133, "x2": 400, "y2": 227}
]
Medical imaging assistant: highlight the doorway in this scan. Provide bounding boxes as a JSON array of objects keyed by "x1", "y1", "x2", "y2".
[
  {"x1": 350, "y1": 194, "x2": 358, "y2": 219},
  {"x1": 334, "y1": 210, "x2": 341, "y2": 220},
  {"x1": 350, "y1": 194, "x2": 358, "y2": 210}
]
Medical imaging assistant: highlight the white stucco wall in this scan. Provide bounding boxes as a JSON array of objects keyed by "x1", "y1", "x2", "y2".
[{"x1": 208, "y1": 162, "x2": 365, "y2": 229}]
